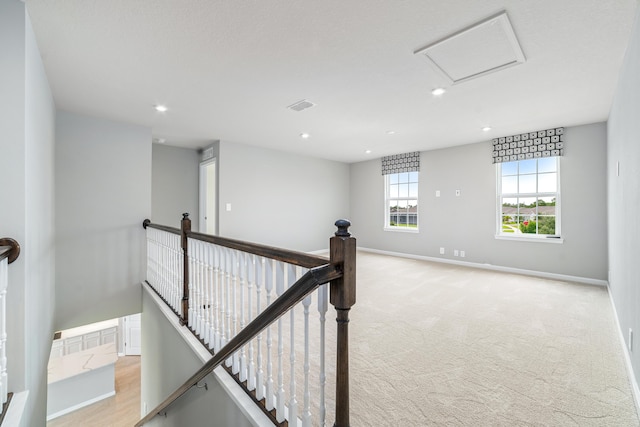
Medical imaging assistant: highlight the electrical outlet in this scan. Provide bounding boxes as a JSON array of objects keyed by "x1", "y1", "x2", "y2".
[
  {"x1": 454, "y1": 249, "x2": 459, "y2": 257},
  {"x1": 460, "y1": 250, "x2": 465, "y2": 258},
  {"x1": 226, "y1": 203, "x2": 232, "y2": 211},
  {"x1": 144, "y1": 402, "x2": 148, "y2": 413},
  {"x1": 439, "y1": 247, "x2": 445, "y2": 255},
  {"x1": 629, "y1": 328, "x2": 634, "y2": 352}
]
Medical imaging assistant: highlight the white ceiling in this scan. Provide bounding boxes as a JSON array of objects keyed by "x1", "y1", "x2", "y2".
[{"x1": 26, "y1": 0, "x2": 638, "y2": 163}]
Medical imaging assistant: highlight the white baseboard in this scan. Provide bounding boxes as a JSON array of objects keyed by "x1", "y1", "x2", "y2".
[
  {"x1": 46, "y1": 391, "x2": 115, "y2": 421},
  {"x1": 358, "y1": 247, "x2": 608, "y2": 286},
  {"x1": 607, "y1": 286, "x2": 640, "y2": 415}
]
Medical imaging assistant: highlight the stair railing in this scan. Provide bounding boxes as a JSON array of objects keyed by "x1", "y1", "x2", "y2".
[
  {"x1": 139, "y1": 215, "x2": 356, "y2": 427},
  {"x1": 0, "y1": 238, "x2": 20, "y2": 421}
]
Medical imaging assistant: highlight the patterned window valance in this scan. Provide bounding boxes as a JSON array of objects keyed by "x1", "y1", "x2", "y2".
[
  {"x1": 381, "y1": 151, "x2": 420, "y2": 175},
  {"x1": 492, "y1": 127, "x2": 564, "y2": 164}
]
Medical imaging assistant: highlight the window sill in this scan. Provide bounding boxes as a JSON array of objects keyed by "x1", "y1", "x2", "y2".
[
  {"x1": 384, "y1": 227, "x2": 419, "y2": 234},
  {"x1": 495, "y1": 234, "x2": 563, "y2": 244}
]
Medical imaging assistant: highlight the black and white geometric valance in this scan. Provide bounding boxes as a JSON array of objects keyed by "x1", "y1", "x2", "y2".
[
  {"x1": 381, "y1": 151, "x2": 420, "y2": 175},
  {"x1": 491, "y1": 127, "x2": 564, "y2": 164}
]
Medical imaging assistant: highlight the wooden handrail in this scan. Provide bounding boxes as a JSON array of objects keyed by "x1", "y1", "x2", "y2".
[
  {"x1": 0, "y1": 238, "x2": 20, "y2": 264},
  {"x1": 135, "y1": 262, "x2": 343, "y2": 427},
  {"x1": 142, "y1": 219, "x2": 181, "y2": 235},
  {"x1": 187, "y1": 230, "x2": 329, "y2": 269}
]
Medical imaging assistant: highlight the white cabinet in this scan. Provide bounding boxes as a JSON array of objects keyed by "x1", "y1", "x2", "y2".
[
  {"x1": 100, "y1": 326, "x2": 117, "y2": 345},
  {"x1": 63, "y1": 336, "x2": 83, "y2": 354},
  {"x1": 82, "y1": 331, "x2": 101, "y2": 350},
  {"x1": 50, "y1": 340, "x2": 64, "y2": 359}
]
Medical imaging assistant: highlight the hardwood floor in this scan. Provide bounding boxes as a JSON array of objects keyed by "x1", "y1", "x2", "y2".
[{"x1": 47, "y1": 356, "x2": 141, "y2": 427}]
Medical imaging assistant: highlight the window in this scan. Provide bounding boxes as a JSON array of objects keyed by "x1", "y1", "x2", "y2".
[
  {"x1": 385, "y1": 171, "x2": 418, "y2": 230},
  {"x1": 498, "y1": 157, "x2": 560, "y2": 238}
]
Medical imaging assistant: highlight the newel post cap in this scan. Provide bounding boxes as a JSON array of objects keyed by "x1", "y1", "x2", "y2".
[
  {"x1": 142, "y1": 219, "x2": 151, "y2": 229},
  {"x1": 334, "y1": 219, "x2": 351, "y2": 237}
]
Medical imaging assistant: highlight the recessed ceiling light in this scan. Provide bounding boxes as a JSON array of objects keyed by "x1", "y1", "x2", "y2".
[
  {"x1": 365, "y1": 150, "x2": 372, "y2": 154},
  {"x1": 300, "y1": 133, "x2": 310, "y2": 139},
  {"x1": 482, "y1": 126, "x2": 492, "y2": 132},
  {"x1": 154, "y1": 104, "x2": 168, "y2": 113},
  {"x1": 431, "y1": 88, "x2": 446, "y2": 96},
  {"x1": 386, "y1": 130, "x2": 396, "y2": 135}
]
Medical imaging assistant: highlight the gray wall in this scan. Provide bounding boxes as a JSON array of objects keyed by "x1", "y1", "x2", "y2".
[
  {"x1": 218, "y1": 141, "x2": 350, "y2": 252},
  {"x1": 141, "y1": 289, "x2": 258, "y2": 427},
  {"x1": 152, "y1": 143, "x2": 199, "y2": 230},
  {"x1": 55, "y1": 111, "x2": 151, "y2": 330},
  {"x1": 350, "y1": 122, "x2": 608, "y2": 280},
  {"x1": 608, "y1": 6, "x2": 640, "y2": 394},
  {"x1": 0, "y1": 3, "x2": 56, "y2": 426}
]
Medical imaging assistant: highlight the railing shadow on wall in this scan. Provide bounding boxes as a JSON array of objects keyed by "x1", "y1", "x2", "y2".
[
  {"x1": 137, "y1": 214, "x2": 356, "y2": 427},
  {"x1": 0, "y1": 237, "x2": 20, "y2": 423}
]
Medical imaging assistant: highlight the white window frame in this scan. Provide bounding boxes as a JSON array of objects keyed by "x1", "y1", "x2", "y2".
[
  {"x1": 384, "y1": 171, "x2": 419, "y2": 233},
  {"x1": 496, "y1": 157, "x2": 563, "y2": 243}
]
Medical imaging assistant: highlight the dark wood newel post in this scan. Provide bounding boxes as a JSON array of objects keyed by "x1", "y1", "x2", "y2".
[
  {"x1": 329, "y1": 219, "x2": 356, "y2": 427},
  {"x1": 181, "y1": 213, "x2": 191, "y2": 326}
]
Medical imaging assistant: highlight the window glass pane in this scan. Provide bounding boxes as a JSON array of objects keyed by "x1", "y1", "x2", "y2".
[
  {"x1": 501, "y1": 198, "x2": 518, "y2": 226},
  {"x1": 409, "y1": 183, "x2": 418, "y2": 198},
  {"x1": 397, "y1": 200, "x2": 408, "y2": 209},
  {"x1": 502, "y1": 176, "x2": 517, "y2": 194},
  {"x1": 398, "y1": 183, "x2": 409, "y2": 198},
  {"x1": 398, "y1": 172, "x2": 409, "y2": 184},
  {"x1": 519, "y1": 159, "x2": 536, "y2": 174},
  {"x1": 537, "y1": 216, "x2": 556, "y2": 235},
  {"x1": 389, "y1": 184, "x2": 399, "y2": 198},
  {"x1": 538, "y1": 157, "x2": 557, "y2": 173},
  {"x1": 408, "y1": 171, "x2": 419, "y2": 183},
  {"x1": 538, "y1": 173, "x2": 557, "y2": 193},
  {"x1": 389, "y1": 174, "x2": 399, "y2": 184},
  {"x1": 501, "y1": 162, "x2": 518, "y2": 176},
  {"x1": 519, "y1": 174, "x2": 536, "y2": 193}
]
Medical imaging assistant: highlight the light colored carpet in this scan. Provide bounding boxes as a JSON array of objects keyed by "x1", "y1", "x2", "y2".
[{"x1": 340, "y1": 251, "x2": 638, "y2": 426}]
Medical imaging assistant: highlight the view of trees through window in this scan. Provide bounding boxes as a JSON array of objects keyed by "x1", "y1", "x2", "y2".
[
  {"x1": 386, "y1": 171, "x2": 418, "y2": 229},
  {"x1": 500, "y1": 157, "x2": 558, "y2": 236}
]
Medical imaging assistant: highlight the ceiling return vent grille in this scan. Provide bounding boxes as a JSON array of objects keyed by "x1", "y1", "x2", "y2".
[{"x1": 287, "y1": 99, "x2": 316, "y2": 112}]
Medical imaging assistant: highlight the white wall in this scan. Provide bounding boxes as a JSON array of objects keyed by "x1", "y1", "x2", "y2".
[
  {"x1": 350, "y1": 122, "x2": 608, "y2": 281},
  {"x1": 0, "y1": 3, "x2": 56, "y2": 426},
  {"x1": 608, "y1": 5, "x2": 640, "y2": 396},
  {"x1": 141, "y1": 289, "x2": 262, "y2": 427},
  {"x1": 218, "y1": 141, "x2": 350, "y2": 252},
  {"x1": 152, "y1": 143, "x2": 200, "y2": 230},
  {"x1": 55, "y1": 111, "x2": 151, "y2": 330}
]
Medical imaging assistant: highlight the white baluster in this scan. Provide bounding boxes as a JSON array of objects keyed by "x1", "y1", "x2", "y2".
[
  {"x1": 206, "y1": 243, "x2": 214, "y2": 348},
  {"x1": 302, "y1": 284, "x2": 313, "y2": 427},
  {"x1": 232, "y1": 250, "x2": 240, "y2": 373},
  {"x1": 255, "y1": 257, "x2": 265, "y2": 401},
  {"x1": 188, "y1": 239, "x2": 195, "y2": 330},
  {"x1": 265, "y1": 258, "x2": 274, "y2": 410},
  {"x1": 247, "y1": 254, "x2": 256, "y2": 391},
  {"x1": 318, "y1": 283, "x2": 329, "y2": 427},
  {"x1": 220, "y1": 247, "x2": 228, "y2": 354},
  {"x1": 238, "y1": 252, "x2": 247, "y2": 382},
  {"x1": 275, "y1": 261, "x2": 285, "y2": 422},
  {"x1": 213, "y1": 244, "x2": 221, "y2": 353},
  {"x1": 288, "y1": 264, "x2": 299, "y2": 424},
  {"x1": 225, "y1": 248, "x2": 233, "y2": 367},
  {"x1": 0, "y1": 258, "x2": 8, "y2": 409}
]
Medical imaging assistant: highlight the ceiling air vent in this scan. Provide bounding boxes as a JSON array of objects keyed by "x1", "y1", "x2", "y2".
[
  {"x1": 287, "y1": 99, "x2": 316, "y2": 112},
  {"x1": 414, "y1": 11, "x2": 525, "y2": 85}
]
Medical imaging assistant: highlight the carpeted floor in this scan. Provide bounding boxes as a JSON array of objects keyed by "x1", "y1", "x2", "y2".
[{"x1": 342, "y1": 251, "x2": 638, "y2": 426}]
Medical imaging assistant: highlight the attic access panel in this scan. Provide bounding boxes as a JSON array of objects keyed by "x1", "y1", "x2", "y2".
[{"x1": 415, "y1": 11, "x2": 525, "y2": 85}]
